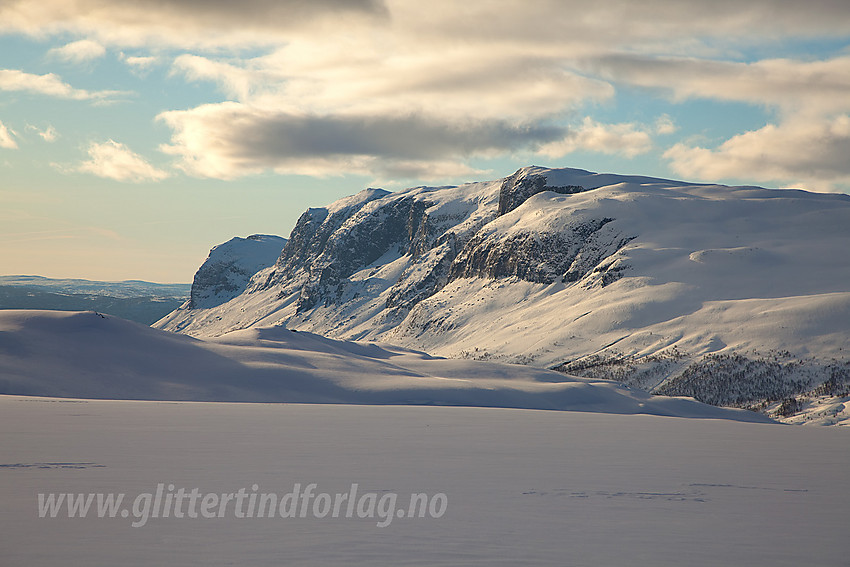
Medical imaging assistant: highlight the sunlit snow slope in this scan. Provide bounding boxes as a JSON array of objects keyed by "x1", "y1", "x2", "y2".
[{"x1": 0, "y1": 310, "x2": 768, "y2": 422}]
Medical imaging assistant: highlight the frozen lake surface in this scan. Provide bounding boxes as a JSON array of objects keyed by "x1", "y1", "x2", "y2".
[{"x1": 2, "y1": 396, "x2": 846, "y2": 566}]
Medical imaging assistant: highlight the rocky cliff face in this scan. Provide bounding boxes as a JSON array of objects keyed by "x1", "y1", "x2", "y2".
[
  {"x1": 449, "y1": 216, "x2": 634, "y2": 286},
  {"x1": 247, "y1": 167, "x2": 628, "y2": 316},
  {"x1": 189, "y1": 234, "x2": 286, "y2": 309},
  {"x1": 497, "y1": 167, "x2": 587, "y2": 216}
]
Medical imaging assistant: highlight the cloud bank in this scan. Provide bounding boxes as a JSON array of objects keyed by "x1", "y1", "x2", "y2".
[
  {"x1": 665, "y1": 116, "x2": 850, "y2": 192},
  {"x1": 0, "y1": 0, "x2": 388, "y2": 47},
  {"x1": 2, "y1": 0, "x2": 850, "y2": 190}
]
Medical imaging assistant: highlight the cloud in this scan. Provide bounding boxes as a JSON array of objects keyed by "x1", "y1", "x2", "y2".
[
  {"x1": 38, "y1": 125, "x2": 58, "y2": 142},
  {"x1": 655, "y1": 115, "x2": 677, "y2": 135},
  {"x1": 588, "y1": 54, "x2": 850, "y2": 191},
  {"x1": 0, "y1": 69, "x2": 123, "y2": 100},
  {"x1": 24, "y1": 124, "x2": 59, "y2": 142},
  {"x1": 122, "y1": 55, "x2": 156, "y2": 67},
  {"x1": 147, "y1": 3, "x2": 848, "y2": 184},
  {"x1": 4, "y1": 1, "x2": 849, "y2": 188},
  {"x1": 2, "y1": 1, "x2": 848, "y2": 53},
  {"x1": 538, "y1": 118, "x2": 654, "y2": 159},
  {"x1": 161, "y1": 37, "x2": 612, "y2": 181},
  {"x1": 76, "y1": 140, "x2": 169, "y2": 182},
  {"x1": 388, "y1": 1, "x2": 850, "y2": 48},
  {"x1": 0, "y1": 120, "x2": 18, "y2": 149},
  {"x1": 171, "y1": 55, "x2": 262, "y2": 102},
  {"x1": 0, "y1": 0, "x2": 388, "y2": 48},
  {"x1": 157, "y1": 103, "x2": 566, "y2": 179},
  {"x1": 589, "y1": 54, "x2": 850, "y2": 116},
  {"x1": 48, "y1": 39, "x2": 106, "y2": 63},
  {"x1": 171, "y1": 49, "x2": 614, "y2": 121},
  {"x1": 120, "y1": 53, "x2": 159, "y2": 69},
  {"x1": 664, "y1": 115, "x2": 850, "y2": 192}
]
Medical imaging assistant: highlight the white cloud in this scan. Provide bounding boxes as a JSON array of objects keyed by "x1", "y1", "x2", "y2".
[
  {"x1": 25, "y1": 124, "x2": 59, "y2": 142},
  {"x1": 76, "y1": 140, "x2": 169, "y2": 182},
  {"x1": 48, "y1": 39, "x2": 106, "y2": 63},
  {"x1": 538, "y1": 118, "x2": 654, "y2": 159},
  {"x1": 171, "y1": 55, "x2": 262, "y2": 102},
  {"x1": 38, "y1": 125, "x2": 58, "y2": 142},
  {"x1": 0, "y1": 120, "x2": 18, "y2": 149},
  {"x1": 171, "y1": 48, "x2": 614, "y2": 121},
  {"x1": 589, "y1": 53, "x2": 850, "y2": 191},
  {"x1": 664, "y1": 115, "x2": 850, "y2": 192},
  {"x1": 0, "y1": 69, "x2": 123, "y2": 100},
  {"x1": 589, "y1": 54, "x2": 850, "y2": 116},
  {"x1": 655, "y1": 115, "x2": 677, "y2": 135},
  {"x1": 120, "y1": 53, "x2": 159, "y2": 69}
]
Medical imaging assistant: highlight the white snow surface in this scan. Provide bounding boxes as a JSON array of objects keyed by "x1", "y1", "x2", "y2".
[
  {"x1": 2, "y1": 396, "x2": 846, "y2": 566},
  {"x1": 0, "y1": 309, "x2": 769, "y2": 422},
  {"x1": 155, "y1": 167, "x2": 850, "y2": 373}
]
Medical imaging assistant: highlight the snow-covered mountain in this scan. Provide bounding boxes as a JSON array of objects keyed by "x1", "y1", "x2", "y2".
[
  {"x1": 154, "y1": 167, "x2": 850, "y2": 422},
  {"x1": 186, "y1": 234, "x2": 286, "y2": 309}
]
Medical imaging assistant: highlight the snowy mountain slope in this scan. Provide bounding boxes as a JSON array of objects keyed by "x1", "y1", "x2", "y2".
[
  {"x1": 186, "y1": 234, "x2": 286, "y2": 309},
  {"x1": 154, "y1": 167, "x2": 850, "y2": 419},
  {"x1": 0, "y1": 310, "x2": 769, "y2": 422}
]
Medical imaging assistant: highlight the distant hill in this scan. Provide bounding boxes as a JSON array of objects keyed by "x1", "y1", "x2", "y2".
[{"x1": 0, "y1": 275, "x2": 190, "y2": 325}]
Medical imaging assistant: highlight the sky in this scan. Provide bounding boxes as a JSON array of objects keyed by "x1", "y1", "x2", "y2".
[{"x1": 1, "y1": 0, "x2": 849, "y2": 283}]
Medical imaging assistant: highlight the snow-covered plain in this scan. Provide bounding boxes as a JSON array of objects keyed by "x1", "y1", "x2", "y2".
[
  {"x1": 1, "y1": 310, "x2": 845, "y2": 564},
  {"x1": 2, "y1": 396, "x2": 846, "y2": 566}
]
